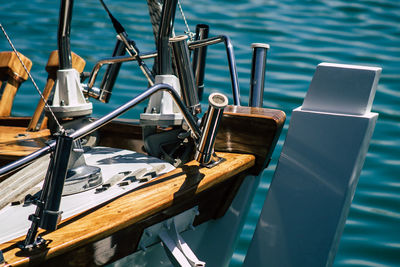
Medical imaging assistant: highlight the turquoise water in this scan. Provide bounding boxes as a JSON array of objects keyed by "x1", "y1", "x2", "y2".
[{"x1": 1, "y1": 0, "x2": 399, "y2": 266}]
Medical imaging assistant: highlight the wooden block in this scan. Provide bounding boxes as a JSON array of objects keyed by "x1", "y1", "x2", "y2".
[
  {"x1": 0, "y1": 51, "x2": 32, "y2": 82},
  {"x1": 0, "y1": 79, "x2": 19, "y2": 116},
  {"x1": 0, "y1": 52, "x2": 33, "y2": 116}
]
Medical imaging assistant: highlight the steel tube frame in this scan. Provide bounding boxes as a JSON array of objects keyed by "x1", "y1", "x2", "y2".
[
  {"x1": 0, "y1": 83, "x2": 201, "y2": 177},
  {"x1": 98, "y1": 39, "x2": 127, "y2": 103},
  {"x1": 192, "y1": 24, "x2": 209, "y2": 101},
  {"x1": 57, "y1": 0, "x2": 74, "y2": 69},
  {"x1": 249, "y1": 43, "x2": 269, "y2": 108},
  {"x1": 71, "y1": 83, "x2": 201, "y2": 140},
  {"x1": 85, "y1": 51, "x2": 157, "y2": 98},
  {"x1": 188, "y1": 35, "x2": 241, "y2": 105}
]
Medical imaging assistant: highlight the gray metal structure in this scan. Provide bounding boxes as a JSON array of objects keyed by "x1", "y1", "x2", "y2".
[
  {"x1": 249, "y1": 43, "x2": 270, "y2": 108},
  {"x1": 243, "y1": 63, "x2": 381, "y2": 267}
]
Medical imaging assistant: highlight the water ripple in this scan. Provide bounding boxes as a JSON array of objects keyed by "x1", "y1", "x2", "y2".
[{"x1": 1, "y1": 0, "x2": 399, "y2": 266}]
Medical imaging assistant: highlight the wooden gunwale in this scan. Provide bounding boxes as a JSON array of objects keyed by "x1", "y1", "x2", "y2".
[
  {"x1": 215, "y1": 105, "x2": 286, "y2": 173},
  {"x1": 0, "y1": 152, "x2": 255, "y2": 266},
  {"x1": 0, "y1": 105, "x2": 285, "y2": 166},
  {"x1": 0, "y1": 126, "x2": 50, "y2": 160},
  {"x1": 0, "y1": 106, "x2": 284, "y2": 265}
]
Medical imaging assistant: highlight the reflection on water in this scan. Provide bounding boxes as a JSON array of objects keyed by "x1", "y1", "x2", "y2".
[{"x1": 1, "y1": 0, "x2": 399, "y2": 266}]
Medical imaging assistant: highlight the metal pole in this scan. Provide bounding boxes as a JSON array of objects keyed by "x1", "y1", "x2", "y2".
[
  {"x1": 99, "y1": 0, "x2": 155, "y2": 85},
  {"x1": 39, "y1": 133, "x2": 73, "y2": 231},
  {"x1": 98, "y1": 39, "x2": 126, "y2": 103},
  {"x1": 192, "y1": 24, "x2": 209, "y2": 101},
  {"x1": 71, "y1": 83, "x2": 201, "y2": 140},
  {"x1": 188, "y1": 35, "x2": 241, "y2": 105},
  {"x1": 0, "y1": 143, "x2": 54, "y2": 177},
  {"x1": 0, "y1": 84, "x2": 201, "y2": 178},
  {"x1": 249, "y1": 43, "x2": 269, "y2": 107},
  {"x1": 117, "y1": 34, "x2": 155, "y2": 85},
  {"x1": 195, "y1": 93, "x2": 228, "y2": 165},
  {"x1": 157, "y1": 0, "x2": 178, "y2": 75},
  {"x1": 170, "y1": 35, "x2": 201, "y2": 115},
  {"x1": 57, "y1": 0, "x2": 74, "y2": 69}
]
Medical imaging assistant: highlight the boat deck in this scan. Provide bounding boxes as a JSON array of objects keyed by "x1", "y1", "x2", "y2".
[{"x1": 0, "y1": 152, "x2": 255, "y2": 266}]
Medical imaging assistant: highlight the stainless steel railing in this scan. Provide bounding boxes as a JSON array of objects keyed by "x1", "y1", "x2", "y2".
[
  {"x1": 188, "y1": 35, "x2": 241, "y2": 105},
  {"x1": 84, "y1": 51, "x2": 158, "y2": 102},
  {"x1": 0, "y1": 83, "x2": 200, "y2": 177}
]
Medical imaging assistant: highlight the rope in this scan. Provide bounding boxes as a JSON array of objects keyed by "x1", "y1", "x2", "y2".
[{"x1": 0, "y1": 23, "x2": 63, "y2": 131}]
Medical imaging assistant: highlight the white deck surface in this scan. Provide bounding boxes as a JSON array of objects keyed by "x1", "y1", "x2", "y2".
[{"x1": 0, "y1": 146, "x2": 174, "y2": 244}]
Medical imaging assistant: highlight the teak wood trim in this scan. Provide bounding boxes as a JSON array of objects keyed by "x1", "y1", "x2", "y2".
[
  {"x1": 0, "y1": 126, "x2": 50, "y2": 160},
  {"x1": 0, "y1": 104, "x2": 285, "y2": 167},
  {"x1": 43, "y1": 171, "x2": 249, "y2": 266},
  {"x1": 0, "y1": 118, "x2": 49, "y2": 166},
  {"x1": 0, "y1": 52, "x2": 32, "y2": 116},
  {"x1": 0, "y1": 117, "x2": 31, "y2": 127},
  {"x1": 0, "y1": 52, "x2": 31, "y2": 82},
  {"x1": 0, "y1": 152, "x2": 255, "y2": 267},
  {"x1": 216, "y1": 105, "x2": 285, "y2": 174}
]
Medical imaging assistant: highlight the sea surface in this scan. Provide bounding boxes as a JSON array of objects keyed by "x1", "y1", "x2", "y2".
[{"x1": 1, "y1": 0, "x2": 399, "y2": 266}]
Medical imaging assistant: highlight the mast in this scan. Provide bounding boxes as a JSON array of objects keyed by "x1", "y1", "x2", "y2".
[
  {"x1": 157, "y1": 0, "x2": 178, "y2": 75},
  {"x1": 57, "y1": 0, "x2": 73, "y2": 70}
]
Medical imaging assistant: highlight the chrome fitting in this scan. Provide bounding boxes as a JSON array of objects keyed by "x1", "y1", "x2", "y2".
[
  {"x1": 170, "y1": 35, "x2": 201, "y2": 115},
  {"x1": 249, "y1": 43, "x2": 270, "y2": 107},
  {"x1": 195, "y1": 92, "x2": 228, "y2": 166}
]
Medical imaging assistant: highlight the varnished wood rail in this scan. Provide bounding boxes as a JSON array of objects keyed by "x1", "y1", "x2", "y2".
[
  {"x1": 0, "y1": 126, "x2": 50, "y2": 161},
  {"x1": 216, "y1": 105, "x2": 285, "y2": 174},
  {"x1": 0, "y1": 152, "x2": 255, "y2": 266},
  {"x1": 0, "y1": 103, "x2": 285, "y2": 265}
]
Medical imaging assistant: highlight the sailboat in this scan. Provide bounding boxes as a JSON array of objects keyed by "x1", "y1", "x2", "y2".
[{"x1": 0, "y1": 0, "x2": 380, "y2": 266}]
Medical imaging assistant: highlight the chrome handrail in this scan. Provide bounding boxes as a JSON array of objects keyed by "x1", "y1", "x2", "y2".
[
  {"x1": 188, "y1": 35, "x2": 241, "y2": 105},
  {"x1": 0, "y1": 83, "x2": 200, "y2": 177},
  {"x1": 84, "y1": 51, "x2": 157, "y2": 99}
]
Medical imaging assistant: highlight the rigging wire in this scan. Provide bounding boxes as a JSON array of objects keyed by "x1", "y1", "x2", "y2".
[
  {"x1": 177, "y1": 0, "x2": 194, "y2": 41},
  {"x1": 0, "y1": 23, "x2": 63, "y2": 131},
  {"x1": 99, "y1": 0, "x2": 155, "y2": 85}
]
